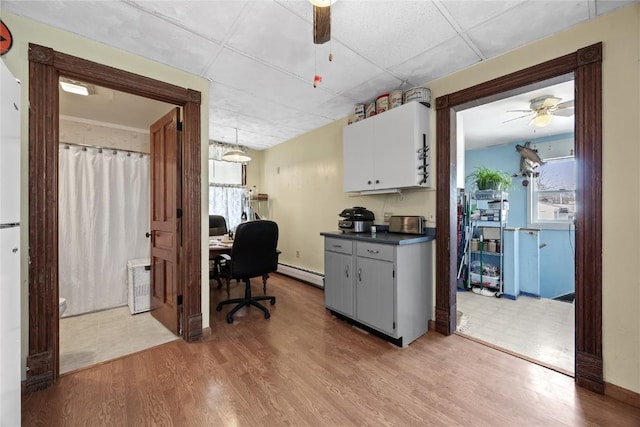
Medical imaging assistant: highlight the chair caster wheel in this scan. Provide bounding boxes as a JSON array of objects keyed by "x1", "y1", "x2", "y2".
[
  {"x1": 264, "y1": 312, "x2": 270, "y2": 319},
  {"x1": 270, "y1": 298, "x2": 276, "y2": 305},
  {"x1": 226, "y1": 315, "x2": 233, "y2": 324},
  {"x1": 216, "y1": 304, "x2": 223, "y2": 312}
]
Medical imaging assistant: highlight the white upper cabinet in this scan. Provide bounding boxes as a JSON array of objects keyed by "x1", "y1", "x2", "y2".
[{"x1": 342, "y1": 101, "x2": 431, "y2": 194}]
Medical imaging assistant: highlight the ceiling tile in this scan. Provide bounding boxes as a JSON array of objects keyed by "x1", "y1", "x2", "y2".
[
  {"x1": 595, "y1": 0, "x2": 637, "y2": 15},
  {"x1": 128, "y1": 0, "x2": 248, "y2": 44},
  {"x1": 331, "y1": 1, "x2": 458, "y2": 68},
  {"x1": 226, "y1": 1, "x2": 314, "y2": 79},
  {"x1": 388, "y1": 36, "x2": 482, "y2": 87},
  {"x1": 437, "y1": 0, "x2": 527, "y2": 31},
  {"x1": 340, "y1": 71, "x2": 404, "y2": 105},
  {"x1": 4, "y1": 1, "x2": 221, "y2": 75},
  {"x1": 467, "y1": 1, "x2": 590, "y2": 58},
  {"x1": 207, "y1": 48, "x2": 335, "y2": 109}
]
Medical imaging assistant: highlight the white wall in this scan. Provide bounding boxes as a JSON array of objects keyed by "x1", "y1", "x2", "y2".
[{"x1": 0, "y1": 9, "x2": 211, "y2": 380}]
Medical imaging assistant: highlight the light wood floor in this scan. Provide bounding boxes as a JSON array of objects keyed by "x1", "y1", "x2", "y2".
[{"x1": 23, "y1": 274, "x2": 639, "y2": 426}]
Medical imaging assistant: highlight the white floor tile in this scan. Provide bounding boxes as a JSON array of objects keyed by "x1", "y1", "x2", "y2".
[
  {"x1": 59, "y1": 305, "x2": 179, "y2": 374},
  {"x1": 456, "y1": 291, "x2": 574, "y2": 374}
]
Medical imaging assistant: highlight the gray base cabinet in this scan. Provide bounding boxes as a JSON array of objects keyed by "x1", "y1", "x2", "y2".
[
  {"x1": 324, "y1": 238, "x2": 354, "y2": 317},
  {"x1": 323, "y1": 236, "x2": 433, "y2": 347}
]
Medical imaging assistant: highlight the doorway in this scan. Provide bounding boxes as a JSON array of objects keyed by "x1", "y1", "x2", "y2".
[
  {"x1": 434, "y1": 43, "x2": 604, "y2": 393},
  {"x1": 57, "y1": 83, "x2": 181, "y2": 374},
  {"x1": 26, "y1": 43, "x2": 202, "y2": 390},
  {"x1": 455, "y1": 77, "x2": 576, "y2": 374}
]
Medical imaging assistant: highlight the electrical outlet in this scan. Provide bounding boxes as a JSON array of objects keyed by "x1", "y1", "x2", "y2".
[
  {"x1": 296, "y1": 250, "x2": 300, "y2": 258},
  {"x1": 427, "y1": 212, "x2": 435, "y2": 221},
  {"x1": 384, "y1": 212, "x2": 393, "y2": 222}
]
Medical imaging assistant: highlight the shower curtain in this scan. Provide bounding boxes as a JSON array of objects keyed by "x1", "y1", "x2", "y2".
[{"x1": 59, "y1": 144, "x2": 150, "y2": 317}]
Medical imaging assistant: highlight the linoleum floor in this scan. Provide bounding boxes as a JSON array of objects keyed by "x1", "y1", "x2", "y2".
[
  {"x1": 59, "y1": 305, "x2": 179, "y2": 374},
  {"x1": 456, "y1": 290, "x2": 574, "y2": 374}
]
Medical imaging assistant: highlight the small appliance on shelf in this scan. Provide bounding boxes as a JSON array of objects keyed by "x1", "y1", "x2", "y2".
[{"x1": 338, "y1": 206, "x2": 375, "y2": 233}]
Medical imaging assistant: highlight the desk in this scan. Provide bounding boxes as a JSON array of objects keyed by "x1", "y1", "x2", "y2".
[
  {"x1": 209, "y1": 235, "x2": 232, "y2": 259},
  {"x1": 209, "y1": 243, "x2": 231, "y2": 259}
]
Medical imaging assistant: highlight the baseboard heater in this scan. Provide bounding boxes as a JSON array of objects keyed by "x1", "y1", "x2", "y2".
[{"x1": 277, "y1": 263, "x2": 324, "y2": 288}]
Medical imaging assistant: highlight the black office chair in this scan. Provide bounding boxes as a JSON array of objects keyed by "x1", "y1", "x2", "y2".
[
  {"x1": 216, "y1": 220, "x2": 279, "y2": 323},
  {"x1": 209, "y1": 215, "x2": 228, "y2": 288}
]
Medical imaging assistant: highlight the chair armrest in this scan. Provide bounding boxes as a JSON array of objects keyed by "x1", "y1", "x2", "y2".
[{"x1": 219, "y1": 254, "x2": 231, "y2": 261}]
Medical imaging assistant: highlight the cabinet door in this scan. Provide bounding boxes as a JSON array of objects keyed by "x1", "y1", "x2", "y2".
[
  {"x1": 343, "y1": 122, "x2": 375, "y2": 192},
  {"x1": 374, "y1": 102, "x2": 430, "y2": 190},
  {"x1": 324, "y1": 251, "x2": 354, "y2": 316},
  {"x1": 356, "y1": 257, "x2": 395, "y2": 335}
]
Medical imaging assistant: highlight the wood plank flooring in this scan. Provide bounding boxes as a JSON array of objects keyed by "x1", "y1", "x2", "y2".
[{"x1": 23, "y1": 274, "x2": 640, "y2": 426}]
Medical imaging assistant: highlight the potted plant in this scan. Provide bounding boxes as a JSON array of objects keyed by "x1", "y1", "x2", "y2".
[{"x1": 466, "y1": 166, "x2": 512, "y2": 191}]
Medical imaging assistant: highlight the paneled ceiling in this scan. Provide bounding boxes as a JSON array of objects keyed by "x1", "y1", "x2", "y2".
[{"x1": 3, "y1": 0, "x2": 635, "y2": 149}]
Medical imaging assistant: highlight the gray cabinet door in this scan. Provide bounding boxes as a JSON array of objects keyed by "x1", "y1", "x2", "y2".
[
  {"x1": 324, "y1": 251, "x2": 354, "y2": 316},
  {"x1": 356, "y1": 257, "x2": 395, "y2": 335}
]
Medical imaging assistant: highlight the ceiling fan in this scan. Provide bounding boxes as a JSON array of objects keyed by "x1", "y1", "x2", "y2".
[
  {"x1": 312, "y1": 0, "x2": 333, "y2": 45},
  {"x1": 504, "y1": 95, "x2": 575, "y2": 127}
]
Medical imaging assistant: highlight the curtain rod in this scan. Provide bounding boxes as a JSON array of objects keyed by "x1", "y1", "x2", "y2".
[{"x1": 60, "y1": 141, "x2": 148, "y2": 157}]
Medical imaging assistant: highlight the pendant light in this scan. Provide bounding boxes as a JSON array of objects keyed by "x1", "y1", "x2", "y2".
[{"x1": 222, "y1": 128, "x2": 251, "y2": 163}]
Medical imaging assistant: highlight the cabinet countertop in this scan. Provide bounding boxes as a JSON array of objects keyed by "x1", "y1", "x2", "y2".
[{"x1": 321, "y1": 229, "x2": 435, "y2": 245}]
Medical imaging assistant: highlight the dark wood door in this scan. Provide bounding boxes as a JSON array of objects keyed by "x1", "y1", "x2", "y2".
[{"x1": 150, "y1": 108, "x2": 181, "y2": 335}]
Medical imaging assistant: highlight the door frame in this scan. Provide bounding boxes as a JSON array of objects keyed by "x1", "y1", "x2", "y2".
[
  {"x1": 26, "y1": 43, "x2": 202, "y2": 391},
  {"x1": 434, "y1": 43, "x2": 603, "y2": 393}
]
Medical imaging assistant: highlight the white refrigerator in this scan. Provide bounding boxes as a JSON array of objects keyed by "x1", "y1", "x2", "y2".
[{"x1": 0, "y1": 59, "x2": 22, "y2": 427}]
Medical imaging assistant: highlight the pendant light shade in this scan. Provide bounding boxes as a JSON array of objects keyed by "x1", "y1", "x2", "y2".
[
  {"x1": 222, "y1": 149, "x2": 251, "y2": 163},
  {"x1": 222, "y1": 128, "x2": 251, "y2": 162}
]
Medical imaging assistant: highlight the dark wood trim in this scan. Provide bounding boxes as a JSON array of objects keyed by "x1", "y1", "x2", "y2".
[
  {"x1": 573, "y1": 43, "x2": 603, "y2": 394},
  {"x1": 605, "y1": 381, "x2": 640, "y2": 409},
  {"x1": 27, "y1": 43, "x2": 202, "y2": 390},
  {"x1": 27, "y1": 45, "x2": 60, "y2": 390},
  {"x1": 435, "y1": 42, "x2": 603, "y2": 392}
]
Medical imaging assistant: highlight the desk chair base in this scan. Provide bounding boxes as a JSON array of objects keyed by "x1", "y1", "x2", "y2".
[{"x1": 216, "y1": 278, "x2": 276, "y2": 324}]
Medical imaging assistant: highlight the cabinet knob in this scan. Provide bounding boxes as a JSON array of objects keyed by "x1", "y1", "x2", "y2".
[
  {"x1": 367, "y1": 180, "x2": 372, "y2": 185},
  {"x1": 375, "y1": 180, "x2": 380, "y2": 184},
  {"x1": 358, "y1": 268, "x2": 362, "y2": 282}
]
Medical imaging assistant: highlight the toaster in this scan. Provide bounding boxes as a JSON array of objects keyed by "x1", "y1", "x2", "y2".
[{"x1": 388, "y1": 215, "x2": 425, "y2": 234}]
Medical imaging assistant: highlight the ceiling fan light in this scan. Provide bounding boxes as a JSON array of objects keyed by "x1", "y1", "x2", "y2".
[
  {"x1": 59, "y1": 80, "x2": 90, "y2": 96},
  {"x1": 533, "y1": 112, "x2": 553, "y2": 127},
  {"x1": 309, "y1": 0, "x2": 336, "y2": 7}
]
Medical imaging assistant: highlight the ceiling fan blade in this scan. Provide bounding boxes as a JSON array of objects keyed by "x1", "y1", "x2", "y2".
[
  {"x1": 313, "y1": 5, "x2": 331, "y2": 44},
  {"x1": 542, "y1": 96, "x2": 562, "y2": 108},
  {"x1": 552, "y1": 108, "x2": 575, "y2": 117},
  {"x1": 502, "y1": 113, "x2": 533, "y2": 123},
  {"x1": 506, "y1": 109, "x2": 533, "y2": 113},
  {"x1": 556, "y1": 100, "x2": 574, "y2": 109}
]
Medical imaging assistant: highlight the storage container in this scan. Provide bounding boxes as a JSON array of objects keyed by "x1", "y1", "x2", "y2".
[
  {"x1": 365, "y1": 102, "x2": 376, "y2": 118},
  {"x1": 354, "y1": 104, "x2": 365, "y2": 122},
  {"x1": 403, "y1": 86, "x2": 431, "y2": 106},
  {"x1": 389, "y1": 90, "x2": 403, "y2": 109},
  {"x1": 376, "y1": 93, "x2": 389, "y2": 114},
  {"x1": 470, "y1": 271, "x2": 499, "y2": 288}
]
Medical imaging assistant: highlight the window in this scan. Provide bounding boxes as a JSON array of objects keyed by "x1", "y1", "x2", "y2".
[
  {"x1": 209, "y1": 159, "x2": 242, "y2": 186},
  {"x1": 529, "y1": 157, "x2": 576, "y2": 228},
  {"x1": 208, "y1": 158, "x2": 246, "y2": 231}
]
